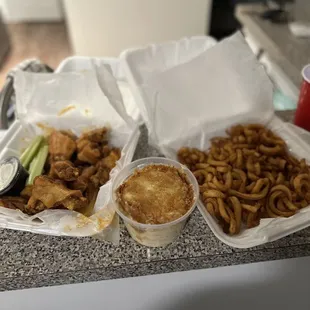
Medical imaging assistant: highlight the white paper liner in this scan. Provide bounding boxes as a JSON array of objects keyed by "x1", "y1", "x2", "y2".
[{"x1": 0, "y1": 62, "x2": 140, "y2": 240}]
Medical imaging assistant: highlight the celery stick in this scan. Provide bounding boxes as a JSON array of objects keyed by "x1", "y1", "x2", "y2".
[
  {"x1": 26, "y1": 144, "x2": 49, "y2": 185},
  {"x1": 20, "y1": 136, "x2": 44, "y2": 169},
  {"x1": 20, "y1": 136, "x2": 42, "y2": 166},
  {"x1": 26, "y1": 154, "x2": 39, "y2": 185}
]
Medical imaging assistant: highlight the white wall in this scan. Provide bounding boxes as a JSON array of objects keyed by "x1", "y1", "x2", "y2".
[
  {"x1": 1, "y1": 0, "x2": 64, "y2": 22},
  {"x1": 64, "y1": 0, "x2": 213, "y2": 57}
]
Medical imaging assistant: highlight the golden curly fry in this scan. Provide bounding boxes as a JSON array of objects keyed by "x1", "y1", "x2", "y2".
[
  {"x1": 283, "y1": 197, "x2": 298, "y2": 211},
  {"x1": 213, "y1": 176, "x2": 228, "y2": 192},
  {"x1": 195, "y1": 163, "x2": 212, "y2": 170},
  {"x1": 293, "y1": 174, "x2": 310, "y2": 196},
  {"x1": 218, "y1": 198, "x2": 230, "y2": 224},
  {"x1": 178, "y1": 147, "x2": 206, "y2": 170},
  {"x1": 275, "y1": 172, "x2": 285, "y2": 185},
  {"x1": 207, "y1": 158, "x2": 228, "y2": 167},
  {"x1": 203, "y1": 189, "x2": 225, "y2": 199},
  {"x1": 229, "y1": 185, "x2": 269, "y2": 200},
  {"x1": 177, "y1": 123, "x2": 310, "y2": 235},
  {"x1": 251, "y1": 178, "x2": 269, "y2": 194},
  {"x1": 232, "y1": 180, "x2": 243, "y2": 190},
  {"x1": 248, "y1": 171, "x2": 260, "y2": 181},
  {"x1": 268, "y1": 191, "x2": 295, "y2": 217},
  {"x1": 262, "y1": 171, "x2": 275, "y2": 185},
  {"x1": 247, "y1": 212, "x2": 260, "y2": 228},
  {"x1": 241, "y1": 203, "x2": 260, "y2": 213},
  {"x1": 246, "y1": 182, "x2": 256, "y2": 192},
  {"x1": 277, "y1": 199, "x2": 287, "y2": 211},
  {"x1": 226, "y1": 206, "x2": 237, "y2": 235},
  {"x1": 204, "y1": 197, "x2": 219, "y2": 217},
  {"x1": 259, "y1": 144, "x2": 283, "y2": 156},
  {"x1": 217, "y1": 166, "x2": 231, "y2": 173},
  {"x1": 193, "y1": 170, "x2": 210, "y2": 185},
  {"x1": 296, "y1": 200, "x2": 308, "y2": 208},
  {"x1": 228, "y1": 196, "x2": 242, "y2": 234},
  {"x1": 270, "y1": 184, "x2": 292, "y2": 200}
]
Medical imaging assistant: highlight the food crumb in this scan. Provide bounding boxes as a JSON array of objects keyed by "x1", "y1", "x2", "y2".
[
  {"x1": 63, "y1": 225, "x2": 72, "y2": 232},
  {"x1": 58, "y1": 105, "x2": 76, "y2": 116},
  {"x1": 36, "y1": 122, "x2": 55, "y2": 135},
  {"x1": 76, "y1": 214, "x2": 92, "y2": 228}
]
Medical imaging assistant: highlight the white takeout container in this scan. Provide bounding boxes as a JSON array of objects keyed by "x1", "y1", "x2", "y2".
[
  {"x1": 111, "y1": 157, "x2": 199, "y2": 247},
  {"x1": 0, "y1": 57, "x2": 140, "y2": 240},
  {"x1": 120, "y1": 32, "x2": 310, "y2": 248}
]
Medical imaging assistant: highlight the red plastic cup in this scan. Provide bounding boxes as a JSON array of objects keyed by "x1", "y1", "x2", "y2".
[{"x1": 294, "y1": 64, "x2": 310, "y2": 131}]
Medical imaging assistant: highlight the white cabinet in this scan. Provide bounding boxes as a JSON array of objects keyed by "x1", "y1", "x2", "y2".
[
  {"x1": 1, "y1": 0, "x2": 64, "y2": 22},
  {"x1": 63, "y1": 0, "x2": 213, "y2": 57}
]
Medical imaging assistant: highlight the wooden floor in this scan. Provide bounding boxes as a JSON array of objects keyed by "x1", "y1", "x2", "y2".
[{"x1": 0, "y1": 22, "x2": 72, "y2": 87}]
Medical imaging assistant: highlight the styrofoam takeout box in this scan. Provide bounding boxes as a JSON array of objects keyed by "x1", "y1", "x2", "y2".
[
  {"x1": 120, "y1": 33, "x2": 310, "y2": 248},
  {"x1": 0, "y1": 57, "x2": 140, "y2": 237}
]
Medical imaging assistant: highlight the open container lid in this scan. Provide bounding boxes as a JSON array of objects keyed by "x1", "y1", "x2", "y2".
[{"x1": 121, "y1": 32, "x2": 275, "y2": 155}]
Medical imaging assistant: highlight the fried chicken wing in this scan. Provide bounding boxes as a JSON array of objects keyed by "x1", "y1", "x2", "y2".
[
  {"x1": 49, "y1": 131, "x2": 76, "y2": 161},
  {"x1": 77, "y1": 140, "x2": 101, "y2": 164},
  {"x1": 87, "y1": 148, "x2": 121, "y2": 186},
  {"x1": 90, "y1": 167, "x2": 110, "y2": 186},
  {"x1": 60, "y1": 130, "x2": 77, "y2": 141},
  {"x1": 28, "y1": 176, "x2": 87, "y2": 213},
  {"x1": 76, "y1": 128, "x2": 109, "y2": 164},
  {"x1": 0, "y1": 196, "x2": 46, "y2": 217},
  {"x1": 13, "y1": 127, "x2": 119, "y2": 217},
  {"x1": 78, "y1": 182, "x2": 99, "y2": 216},
  {"x1": 76, "y1": 138, "x2": 89, "y2": 151},
  {"x1": 96, "y1": 148, "x2": 121, "y2": 170},
  {"x1": 49, "y1": 160, "x2": 80, "y2": 181},
  {"x1": 70, "y1": 176, "x2": 88, "y2": 192},
  {"x1": 102, "y1": 145, "x2": 112, "y2": 157},
  {"x1": 85, "y1": 181, "x2": 99, "y2": 202},
  {"x1": 0, "y1": 197, "x2": 28, "y2": 212},
  {"x1": 20, "y1": 185, "x2": 33, "y2": 200},
  {"x1": 81, "y1": 165, "x2": 97, "y2": 178},
  {"x1": 25, "y1": 197, "x2": 47, "y2": 215},
  {"x1": 70, "y1": 166, "x2": 97, "y2": 192},
  {"x1": 60, "y1": 196, "x2": 88, "y2": 211},
  {"x1": 81, "y1": 127, "x2": 108, "y2": 143}
]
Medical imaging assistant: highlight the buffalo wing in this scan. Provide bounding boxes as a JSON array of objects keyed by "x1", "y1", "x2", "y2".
[
  {"x1": 27, "y1": 176, "x2": 87, "y2": 213},
  {"x1": 49, "y1": 131, "x2": 76, "y2": 161},
  {"x1": 49, "y1": 160, "x2": 79, "y2": 181},
  {"x1": 0, "y1": 127, "x2": 120, "y2": 216}
]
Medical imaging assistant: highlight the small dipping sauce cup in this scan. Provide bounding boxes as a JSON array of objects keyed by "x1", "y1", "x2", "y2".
[{"x1": 0, "y1": 156, "x2": 29, "y2": 196}]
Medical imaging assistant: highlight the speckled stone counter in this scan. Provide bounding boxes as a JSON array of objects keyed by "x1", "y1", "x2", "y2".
[
  {"x1": 236, "y1": 3, "x2": 310, "y2": 89},
  {"x1": 1, "y1": 110, "x2": 310, "y2": 292}
]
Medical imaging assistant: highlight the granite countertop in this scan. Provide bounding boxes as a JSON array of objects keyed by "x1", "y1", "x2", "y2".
[
  {"x1": 235, "y1": 3, "x2": 310, "y2": 89},
  {"x1": 2, "y1": 110, "x2": 310, "y2": 292}
]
